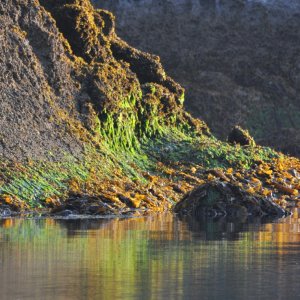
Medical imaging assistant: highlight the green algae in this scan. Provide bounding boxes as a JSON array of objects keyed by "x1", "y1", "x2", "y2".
[
  {"x1": 0, "y1": 122, "x2": 282, "y2": 210},
  {"x1": 0, "y1": 0, "x2": 297, "y2": 214},
  {"x1": 0, "y1": 82, "x2": 279, "y2": 209}
]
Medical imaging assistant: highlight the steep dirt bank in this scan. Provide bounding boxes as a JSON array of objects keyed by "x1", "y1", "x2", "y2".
[
  {"x1": 96, "y1": 0, "x2": 300, "y2": 156},
  {"x1": 0, "y1": 0, "x2": 299, "y2": 218}
]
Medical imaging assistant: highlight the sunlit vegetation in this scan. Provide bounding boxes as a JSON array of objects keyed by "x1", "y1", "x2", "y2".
[{"x1": 0, "y1": 0, "x2": 299, "y2": 216}]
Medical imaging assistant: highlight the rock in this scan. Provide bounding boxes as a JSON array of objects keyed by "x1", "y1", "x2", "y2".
[
  {"x1": 56, "y1": 210, "x2": 73, "y2": 217},
  {"x1": 227, "y1": 126, "x2": 256, "y2": 147},
  {"x1": 121, "y1": 209, "x2": 142, "y2": 217},
  {"x1": 1, "y1": 0, "x2": 299, "y2": 217},
  {"x1": 118, "y1": 194, "x2": 141, "y2": 208},
  {"x1": 53, "y1": 196, "x2": 118, "y2": 215},
  {"x1": 226, "y1": 204, "x2": 248, "y2": 218},
  {"x1": 172, "y1": 184, "x2": 185, "y2": 194},
  {"x1": 97, "y1": 0, "x2": 300, "y2": 155},
  {"x1": 87, "y1": 203, "x2": 109, "y2": 214},
  {"x1": 0, "y1": 0, "x2": 84, "y2": 161},
  {"x1": 0, "y1": 205, "x2": 12, "y2": 217},
  {"x1": 1, "y1": 0, "x2": 206, "y2": 162},
  {"x1": 174, "y1": 181, "x2": 287, "y2": 218}
]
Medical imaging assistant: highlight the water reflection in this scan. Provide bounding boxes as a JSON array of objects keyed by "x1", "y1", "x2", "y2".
[{"x1": 1, "y1": 212, "x2": 300, "y2": 299}]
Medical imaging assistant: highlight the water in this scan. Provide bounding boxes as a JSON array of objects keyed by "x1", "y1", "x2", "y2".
[{"x1": 1, "y1": 212, "x2": 300, "y2": 300}]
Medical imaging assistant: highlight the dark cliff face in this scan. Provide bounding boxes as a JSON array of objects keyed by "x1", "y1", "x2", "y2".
[
  {"x1": 0, "y1": 0, "x2": 210, "y2": 210},
  {"x1": 1, "y1": 0, "x2": 203, "y2": 161},
  {"x1": 0, "y1": 0, "x2": 84, "y2": 160},
  {"x1": 95, "y1": 0, "x2": 300, "y2": 156}
]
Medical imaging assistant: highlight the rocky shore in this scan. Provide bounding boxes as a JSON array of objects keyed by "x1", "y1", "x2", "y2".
[
  {"x1": 0, "y1": 0, "x2": 299, "y2": 219},
  {"x1": 96, "y1": 0, "x2": 300, "y2": 156}
]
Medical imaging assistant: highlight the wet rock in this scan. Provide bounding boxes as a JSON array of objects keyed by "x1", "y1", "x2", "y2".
[
  {"x1": 87, "y1": 203, "x2": 110, "y2": 214},
  {"x1": 228, "y1": 126, "x2": 256, "y2": 147},
  {"x1": 226, "y1": 204, "x2": 248, "y2": 218},
  {"x1": 52, "y1": 195, "x2": 118, "y2": 216},
  {"x1": 0, "y1": 205, "x2": 12, "y2": 217},
  {"x1": 56, "y1": 209, "x2": 73, "y2": 217},
  {"x1": 172, "y1": 184, "x2": 185, "y2": 194},
  {"x1": 118, "y1": 194, "x2": 141, "y2": 208},
  {"x1": 121, "y1": 209, "x2": 142, "y2": 217},
  {"x1": 174, "y1": 181, "x2": 287, "y2": 218},
  {"x1": 243, "y1": 199, "x2": 264, "y2": 216}
]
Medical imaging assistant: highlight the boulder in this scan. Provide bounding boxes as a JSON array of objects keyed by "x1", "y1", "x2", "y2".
[
  {"x1": 227, "y1": 126, "x2": 256, "y2": 147},
  {"x1": 174, "y1": 181, "x2": 287, "y2": 218}
]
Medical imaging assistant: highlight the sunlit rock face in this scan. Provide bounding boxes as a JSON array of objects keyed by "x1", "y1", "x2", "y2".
[{"x1": 94, "y1": 0, "x2": 300, "y2": 156}]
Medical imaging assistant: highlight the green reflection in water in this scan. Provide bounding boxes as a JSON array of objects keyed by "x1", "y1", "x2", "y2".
[{"x1": 1, "y1": 213, "x2": 300, "y2": 300}]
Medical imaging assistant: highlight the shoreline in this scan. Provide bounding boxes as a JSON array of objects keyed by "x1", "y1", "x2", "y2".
[{"x1": 1, "y1": 0, "x2": 299, "y2": 219}]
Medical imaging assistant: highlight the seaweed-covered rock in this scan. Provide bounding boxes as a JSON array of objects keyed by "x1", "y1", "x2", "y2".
[
  {"x1": 174, "y1": 181, "x2": 287, "y2": 218},
  {"x1": 0, "y1": 0, "x2": 299, "y2": 217},
  {"x1": 97, "y1": 0, "x2": 300, "y2": 155},
  {"x1": 39, "y1": 0, "x2": 113, "y2": 63},
  {"x1": 1, "y1": 0, "x2": 208, "y2": 162},
  {"x1": 228, "y1": 126, "x2": 256, "y2": 147},
  {"x1": 0, "y1": 0, "x2": 84, "y2": 161}
]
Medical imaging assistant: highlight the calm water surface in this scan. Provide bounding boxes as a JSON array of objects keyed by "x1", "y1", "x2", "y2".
[{"x1": 1, "y1": 212, "x2": 300, "y2": 299}]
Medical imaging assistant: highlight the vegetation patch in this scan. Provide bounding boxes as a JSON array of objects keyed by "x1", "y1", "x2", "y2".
[{"x1": 0, "y1": 0, "x2": 299, "y2": 218}]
